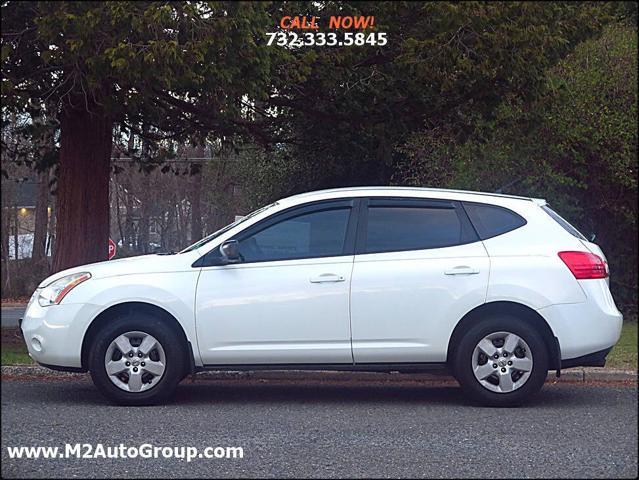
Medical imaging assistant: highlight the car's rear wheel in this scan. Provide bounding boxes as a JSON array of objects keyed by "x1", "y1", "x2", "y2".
[
  {"x1": 453, "y1": 316, "x2": 549, "y2": 407},
  {"x1": 88, "y1": 312, "x2": 187, "y2": 405}
]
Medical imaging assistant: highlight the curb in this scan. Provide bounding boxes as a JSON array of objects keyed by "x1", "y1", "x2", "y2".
[
  {"x1": 581, "y1": 367, "x2": 638, "y2": 382},
  {"x1": 1, "y1": 365, "x2": 636, "y2": 383}
]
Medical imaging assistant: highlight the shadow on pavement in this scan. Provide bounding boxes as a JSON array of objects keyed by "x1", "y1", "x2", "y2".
[{"x1": 4, "y1": 375, "x2": 631, "y2": 410}]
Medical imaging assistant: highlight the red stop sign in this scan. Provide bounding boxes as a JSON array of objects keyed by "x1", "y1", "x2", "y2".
[{"x1": 108, "y1": 238, "x2": 116, "y2": 260}]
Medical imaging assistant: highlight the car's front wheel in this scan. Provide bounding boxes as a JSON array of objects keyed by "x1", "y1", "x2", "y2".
[
  {"x1": 88, "y1": 312, "x2": 187, "y2": 405},
  {"x1": 453, "y1": 316, "x2": 549, "y2": 407}
]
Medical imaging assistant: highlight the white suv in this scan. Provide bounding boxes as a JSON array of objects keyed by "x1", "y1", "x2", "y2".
[{"x1": 21, "y1": 187, "x2": 623, "y2": 406}]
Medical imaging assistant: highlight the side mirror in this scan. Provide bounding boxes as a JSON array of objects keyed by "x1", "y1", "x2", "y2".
[
  {"x1": 219, "y1": 240, "x2": 242, "y2": 263},
  {"x1": 589, "y1": 232, "x2": 597, "y2": 242}
]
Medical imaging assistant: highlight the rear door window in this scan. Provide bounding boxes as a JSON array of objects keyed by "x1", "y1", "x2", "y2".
[
  {"x1": 463, "y1": 202, "x2": 527, "y2": 239},
  {"x1": 363, "y1": 199, "x2": 478, "y2": 253}
]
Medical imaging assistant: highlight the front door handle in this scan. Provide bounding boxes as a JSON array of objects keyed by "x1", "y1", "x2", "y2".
[
  {"x1": 444, "y1": 266, "x2": 480, "y2": 275},
  {"x1": 310, "y1": 273, "x2": 345, "y2": 283}
]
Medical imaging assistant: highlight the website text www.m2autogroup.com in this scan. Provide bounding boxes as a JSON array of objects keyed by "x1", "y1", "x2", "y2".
[{"x1": 6, "y1": 443, "x2": 244, "y2": 462}]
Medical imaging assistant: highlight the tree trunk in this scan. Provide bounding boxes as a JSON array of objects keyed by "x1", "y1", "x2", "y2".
[
  {"x1": 123, "y1": 179, "x2": 135, "y2": 250},
  {"x1": 13, "y1": 206, "x2": 18, "y2": 261},
  {"x1": 1, "y1": 209, "x2": 8, "y2": 261},
  {"x1": 189, "y1": 153, "x2": 204, "y2": 243},
  {"x1": 167, "y1": 193, "x2": 176, "y2": 251},
  {"x1": 138, "y1": 172, "x2": 150, "y2": 254},
  {"x1": 46, "y1": 203, "x2": 56, "y2": 263},
  {"x1": 32, "y1": 169, "x2": 49, "y2": 265},
  {"x1": 114, "y1": 181, "x2": 125, "y2": 248},
  {"x1": 1, "y1": 205, "x2": 10, "y2": 292},
  {"x1": 52, "y1": 98, "x2": 112, "y2": 273}
]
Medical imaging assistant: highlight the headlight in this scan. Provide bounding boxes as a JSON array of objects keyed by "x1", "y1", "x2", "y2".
[{"x1": 38, "y1": 272, "x2": 91, "y2": 307}]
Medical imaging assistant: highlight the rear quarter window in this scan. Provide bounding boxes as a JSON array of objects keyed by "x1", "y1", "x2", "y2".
[{"x1": 463, "y1": 202, "x2": 527, "y2": 240}]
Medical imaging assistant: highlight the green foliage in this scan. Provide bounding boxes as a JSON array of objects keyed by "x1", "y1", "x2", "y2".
[
  {"x1": 265, "y1": 1, "x2": 612, "y2": 188},
  {"x1": 1, "y1": 106, "x2": 59, "y2": 176},
  {"x1": 2, "y1": 1, "x2": 616, "y2": 176},
  {"x1": 236, "y1": 147, "x2": 307, "y2": 210},
  {"x1": 397, "y1": 23, "x2": 638, "y2": 308},
  {"x1": 1, "y1": 1, "x2": 286, "y2": 143}
]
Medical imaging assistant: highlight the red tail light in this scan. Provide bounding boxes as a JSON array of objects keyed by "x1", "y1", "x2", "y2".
[{"x1": 558, "y1": 251, "x2": 608, "y2": 279}]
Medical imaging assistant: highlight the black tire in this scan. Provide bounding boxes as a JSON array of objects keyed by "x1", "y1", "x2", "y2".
[
  {"x1": 453, "y1": 315, "x2": 549, "y2": 407},
  {"x1": 88, "y1": 311, "x2": 188, "y2": 406}
]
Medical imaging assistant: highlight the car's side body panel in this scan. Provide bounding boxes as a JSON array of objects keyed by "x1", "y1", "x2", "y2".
[
  {"x1": 350, "y1": 241, "x2": 490, "y2": 362},
  {"x1": 21, "y1": 271, "x2": 202, "y2": 368},
  {"x1": 195, "y1": 256, "x2": 355, "y2": 365}
]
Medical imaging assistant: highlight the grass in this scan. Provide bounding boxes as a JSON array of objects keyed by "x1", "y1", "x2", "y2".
[
  {"x1": 607, "y1": 321, "x2": 638, "y2": 370},
  {"x1": 1, "y1": 343, "x2": 33, "y2": 365},
  {"x1": 1, "y1": 323, "x2": 637, "y2": 369},
  {"x1": 1, "y1": 328, "x2": 33, "y2": 365}
]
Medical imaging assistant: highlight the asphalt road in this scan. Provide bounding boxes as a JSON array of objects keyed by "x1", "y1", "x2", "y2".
[
  {"x1": 1, "y1": 378, "x2": 637, "y2": 478},
  {"x1": 1, "y1": 307, "x2": 24, "y2": 329}
]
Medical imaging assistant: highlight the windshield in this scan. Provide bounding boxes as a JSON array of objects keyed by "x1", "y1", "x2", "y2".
[{"x1": 179, "y1": 202, "x2": 278, "y2": 253}]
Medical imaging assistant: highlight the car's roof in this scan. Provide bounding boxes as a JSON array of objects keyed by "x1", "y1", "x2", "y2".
[{"x1": 279, "y1": 186, "x2": 545, "y2": 206}]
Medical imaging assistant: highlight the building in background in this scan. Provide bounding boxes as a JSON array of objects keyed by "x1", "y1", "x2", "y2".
[{"x1": 3, "y1": 178, "x2": 53, "y2": 260}]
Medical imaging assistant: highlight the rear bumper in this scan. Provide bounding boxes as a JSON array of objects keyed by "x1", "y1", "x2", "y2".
[
  {"x1": 538, "y1": 300, "x2": 622, "y2": 361},
  {"x1": 561, "y1": 347, "x2": 612, "y2": 369}
]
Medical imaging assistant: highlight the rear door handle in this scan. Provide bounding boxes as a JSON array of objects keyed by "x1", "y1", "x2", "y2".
[
  {"x1": 310, "y1": 273, "x2": 345, "y2": 283},
  {"x1": 444, "y1": 266, "x2": 480, "y2": 275}
]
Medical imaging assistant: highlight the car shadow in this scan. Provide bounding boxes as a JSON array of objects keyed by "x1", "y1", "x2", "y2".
[
  {"x1": 174, "y1": 380, "x2": 468, "y2": 406},
  {"x1": 6, "y1": 375, "x2": 629, "y2": 410},
  {"x1": 169, "y1": 378, "x2": 624, "y2": 410}
]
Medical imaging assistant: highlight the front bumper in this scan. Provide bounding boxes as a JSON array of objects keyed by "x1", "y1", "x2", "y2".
[{"x1": 21, "y1": 299, "x2": 99, "y2": 370}]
